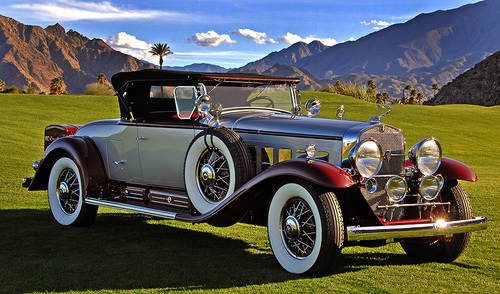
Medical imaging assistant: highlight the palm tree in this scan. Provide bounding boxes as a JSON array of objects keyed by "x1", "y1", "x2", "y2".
[
  {"x1": 149, "y1": 43, "x2": 173, "y2": 70},
  {"x1": 410, "y1": 89, "x2": 417, "y2": 104},
  {"x1": 432, "y1": 83, "x2": 439, "y2": 96},
  {"x1": 367, "y1": 80, "x2": 377, "y2": 97},
  {"x1": 50, "y1": 77, "x2": 64, "y2": 95},
  {"x1": 417, "y1": 92, "x2": 424, "y2": 105},
  {"x1": 97, "y1": 73, "x2": 107, "y2": 85},
  {"x1": 382, "y1": 92, "x2": 390, "y2": 105},
  {"x1": 0, "y1": 79, "x2": 5, "y2": 92}
]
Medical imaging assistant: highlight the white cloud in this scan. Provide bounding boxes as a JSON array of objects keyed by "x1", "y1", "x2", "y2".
[
  {"x1": 230, "y1": 29, "x2": 277, "y2": 44},
  {"x1": 10, "y1": 0, "x2": 192, "y2": 22},
  {"x1": 361, "y1": 20, "x2": 392, "y2": 27},
  {"x1": 187, "y1": 30, "x2": 236, "y2": 47},
  {"x1": 277, "y1": 33, "x2": 337, "y2": 46},
  {"x1": 348, "y1": 37, "x2": 355, "y2": 41},
  {"x1": 103, "y1": 32, "x2": 150, "y2": 50}
]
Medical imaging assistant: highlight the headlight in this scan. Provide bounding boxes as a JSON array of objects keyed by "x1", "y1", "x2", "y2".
[
  {"x1": 408, "y1": 137, "x2": 442, "y2": 176},
  {"x1": 386, "y1": 176, "x2": 408, "y2": 203},
  {"x1": 349, "y1": 139, "x2": 383, "y2": 178},
  {"x1": 419, "y1": 174, "x2": 444, "y2": 201}
]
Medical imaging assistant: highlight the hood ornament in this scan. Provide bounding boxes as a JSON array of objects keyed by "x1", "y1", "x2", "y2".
[{"x1": 370, "y1": 105, "x2": 391, "y2": 124}]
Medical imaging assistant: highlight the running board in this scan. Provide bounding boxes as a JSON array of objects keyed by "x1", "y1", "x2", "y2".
[{"x1": 85, "y1": 198, "x2": 177, "y2": 220}]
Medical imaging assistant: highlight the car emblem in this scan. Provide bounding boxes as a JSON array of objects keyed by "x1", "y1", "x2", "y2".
[
  {"x1": 379, "y1": 125, "x2": 385, "y2": 133},
  {"x1": 384, "y1": 150, "x2": 392, "y2": 162}
]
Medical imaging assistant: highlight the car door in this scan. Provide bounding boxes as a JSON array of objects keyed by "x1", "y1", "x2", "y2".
[{"x1": 137, "y1": 120, "x2": 196, "y2": 188}]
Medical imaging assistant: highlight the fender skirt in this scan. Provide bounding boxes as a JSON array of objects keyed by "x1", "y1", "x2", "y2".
[
  {"x1": 405, "y1": 157, "x2": 477, "y2": 182},
  {"x1": 28, "y1": 136, "x2": 107, "y2": 196},
  {"x1": 176, "y1": 158, "x2": 356, "y2": 224}
]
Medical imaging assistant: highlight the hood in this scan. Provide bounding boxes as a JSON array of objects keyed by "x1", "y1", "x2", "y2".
[{"x1": 219, "y1": 110, "x2": 367, "y2": 140}]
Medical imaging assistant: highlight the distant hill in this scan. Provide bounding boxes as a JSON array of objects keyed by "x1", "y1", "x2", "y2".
[
  {"x1": 425, "y1": 50, "x2": 500, "y2": 106},
  {"x1": 163, "y1": 63, "x2": 230, "y2": 73},
  {"x1": 0, "y1": 14, "x2": 153, "y2": 94},
  {"x1": 230, "y1": 41, "x2": 330, "y2": 74},
  {"x1": 232, "y1": 0, "x2": 500, "y2": 101}
]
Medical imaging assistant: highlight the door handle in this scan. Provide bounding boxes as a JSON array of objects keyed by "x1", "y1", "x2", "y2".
[
  {"x1": 137, "y1": 136, "x2": 147, "y2": 140},
  {"x1": 114, "y1": 160, "x2": 126, "y2": 165}
]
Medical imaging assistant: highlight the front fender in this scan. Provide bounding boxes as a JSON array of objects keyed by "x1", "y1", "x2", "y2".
[
  {"x1": 28, "y1": 136, "x2": 107, "y2": 195},
  {"x1": 176, "y1": 159, "x2": 356, "y2": 225},
  {"x1": 405, "y1": 157, "x2": 477, "y2": 182}
]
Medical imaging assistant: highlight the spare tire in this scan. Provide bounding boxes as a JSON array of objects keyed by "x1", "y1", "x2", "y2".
[{"x1": 184, "y1": 127, "x2": 253, "y2": 214}]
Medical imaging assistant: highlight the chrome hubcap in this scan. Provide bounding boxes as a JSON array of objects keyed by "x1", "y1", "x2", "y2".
[
  {"x1": 196, "y1": 148, "x2": 230, "y2": 203},
  {"x1": 56, "y1": 168, "x2": 79, "y2": 214},
  {"x1": 200, "y1": 164, "x2": 215, "y2": 186},
  {"x1": 280, "y1": 197, "x2": 316, "y2": 258}
]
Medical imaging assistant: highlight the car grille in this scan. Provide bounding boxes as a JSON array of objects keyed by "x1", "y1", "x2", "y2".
[
  {"x1": 359, "y1": 125, "x2": 405, "y2": 176},
  {"x1": 359, "y1": 125, "x2": 406, "y2": 220}
]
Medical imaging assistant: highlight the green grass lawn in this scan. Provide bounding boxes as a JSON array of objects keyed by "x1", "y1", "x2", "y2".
[{"x1": 0, "y1": 93, "x2": 498, "y2": 293}]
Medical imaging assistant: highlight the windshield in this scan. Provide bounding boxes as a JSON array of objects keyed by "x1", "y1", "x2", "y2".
[{"x1": 205, "y1": 84, "x2": 295, "y2": 113}]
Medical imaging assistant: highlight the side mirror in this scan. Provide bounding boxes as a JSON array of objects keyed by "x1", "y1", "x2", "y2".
[
  {"x1": 336, "y1": 105, "x2": 345, "y2": 119},
  {"x1": 305, "y1": 98, "x2": 321, "y2": 117}
]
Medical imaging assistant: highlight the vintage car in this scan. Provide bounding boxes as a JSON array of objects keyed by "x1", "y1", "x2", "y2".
[{"x1": 24, "y1": 69, "x2": 486, "y2": 275}]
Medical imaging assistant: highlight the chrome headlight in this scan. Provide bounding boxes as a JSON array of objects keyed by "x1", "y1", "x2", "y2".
[
  {"x1": 349, "y1": 139, "x2": 383, "y2": 178},
  {"x1": 419, "y1": 174, "x2": 444, "y2": 201},
  {"x1": 386, "y1": 176, "x2": 408, "y2": 203},
  {"x1": 408, "y1": 137, "x2": 442, "y2": 176}
]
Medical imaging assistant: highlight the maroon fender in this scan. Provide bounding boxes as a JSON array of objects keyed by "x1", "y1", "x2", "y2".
[
  {"x1": 29, "y1": 136, "x2": 107, "y2": 195},
  {"x1": 405, "y1": 157, "x2": 477, "y2": 182},
  {"x1": 176, "y1": 159, "x2": 356, "y2": 224}
]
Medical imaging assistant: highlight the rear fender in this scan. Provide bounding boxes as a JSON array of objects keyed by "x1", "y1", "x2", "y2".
[
  {"x1": 176, "y1": 159, "x2": 356, "y2": 225},
  {"x1": 29, "y1": 136, "x2": 107, "y2": 195},
  {"x1": 405, "y1": 157, "x2": 477, "y2": 182}
]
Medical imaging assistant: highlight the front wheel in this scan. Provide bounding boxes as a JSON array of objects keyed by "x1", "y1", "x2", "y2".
[
  {"x1": 267, "y1": 180, "x2": 344, "y2": 276},
  {"x1": 48, "y1": 157, "x2": 97, "y2": 226},
  {"x1": 401, "y1": 180, "x2": 473, "y2": 262}
]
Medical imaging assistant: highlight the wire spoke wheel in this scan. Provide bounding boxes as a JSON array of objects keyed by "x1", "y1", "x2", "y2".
[
  {"x1": 196, "y1": 148, "x2": 230, "y2": 203},
  {"x1": 56, "y1": 168, "x2": 80, "y2": 214},
  {"x1": 281, "y1": 197, "x2": 316, "y2": 258}
]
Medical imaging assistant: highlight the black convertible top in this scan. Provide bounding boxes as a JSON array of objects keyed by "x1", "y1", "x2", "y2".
[{"x1": 111, "y1": 69, "x2": 301, "y2": 92}]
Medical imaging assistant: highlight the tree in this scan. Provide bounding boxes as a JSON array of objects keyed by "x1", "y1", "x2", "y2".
[
  {"x1": 97, "y1": 73, "x2": 107, "y2": 85},
  {"x1": 432, "y1": 83, "x2": 439, "y2": 96},
  {"x1": 149, "y1": 43, "x2": 173, "y2": 70},
  {"x1": 403, "y1": 84, "x2": 412, "y2": 102},
  {"x1": 0, "y1": 79, "x2": 5, "y2": 92},
  {"x1": 410, "y1": 89, "x2": 417, "y2": 104},
  {"x1": 50, "y1": 77, "x2": 65, "y2": 95},
  {"x1": 367, "y1": 79, "x2": 377, "y2": 97},
  {"x1": 375, "y1": 93, "x2": 383, "y2": 104},
  {"x1": 417, "y1": 92, "x2": 424, "y2": 105},
  {"x1": 382, "y1": 92, "x2": 390, "y2": 105}
]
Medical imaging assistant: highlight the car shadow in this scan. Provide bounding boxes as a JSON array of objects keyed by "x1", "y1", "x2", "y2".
[
  {"x1": 0, "y1": 209, "x2": 460, "y2": 292},
  {"x1": 0, "y1": 209, "x2": 297, "y2": 293}
]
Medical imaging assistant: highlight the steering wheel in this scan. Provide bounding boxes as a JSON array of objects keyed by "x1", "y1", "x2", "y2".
[{"x1": 248, "y1": 96, "x2": 275, "y2": 108}]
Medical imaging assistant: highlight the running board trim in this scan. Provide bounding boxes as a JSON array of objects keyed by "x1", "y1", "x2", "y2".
[{"x1": 85, "y1": 198, "x2": 177, "y2": 220}]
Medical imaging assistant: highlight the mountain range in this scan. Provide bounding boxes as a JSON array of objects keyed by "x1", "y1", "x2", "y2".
[
  {"x1": 0, "y1": 0, "x2": 499, "y2": 104},
  {"x1": 0, "y1": 15, "x2": 153, "y2": 94},
  {"x1": 231, "y1": 0, "x2": 500, "y2": 101}
]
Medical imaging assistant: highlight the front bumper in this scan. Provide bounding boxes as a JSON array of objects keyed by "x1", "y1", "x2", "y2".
[{"x1": 347, "y1": 217, "x2": 487, "y2": 241}]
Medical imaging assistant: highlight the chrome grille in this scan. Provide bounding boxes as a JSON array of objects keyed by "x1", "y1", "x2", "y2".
[{"x1": 359, "y1": 125, "x2": 405, "y2": 176}]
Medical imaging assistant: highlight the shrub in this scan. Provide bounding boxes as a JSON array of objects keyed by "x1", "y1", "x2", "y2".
[
  {"x1": 1, "y1": 86, "x2": 23, "y2": 94},
  {"x1": 321, "y1": 81, "x2": 371, "y2": 101},
  {"x1": 84, "y1": 83, "x2": 115, "y2": 96}
]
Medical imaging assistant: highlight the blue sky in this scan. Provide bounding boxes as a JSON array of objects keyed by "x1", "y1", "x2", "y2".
[{"x1": 0, "y1": 0, "x2": 481, "y2": 68}]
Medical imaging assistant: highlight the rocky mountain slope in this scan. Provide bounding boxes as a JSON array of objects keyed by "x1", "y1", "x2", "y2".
[
  {"x1": 0, "y1": 14, "x2": 153, "y2": 94},
  {"x1": 233, "y1": 0, "x2": 500, "y2": 101},
  {"x1": 163, "y1": 63, "x2": 230, "y2": 73},
  {"x1": 425, "y1": 50, "x2": 500, "y2": 106}
]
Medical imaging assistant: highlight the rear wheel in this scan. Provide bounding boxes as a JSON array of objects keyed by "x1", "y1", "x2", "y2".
[
  {"x1": 401, "y1": 180, "x2": 473, "y2": 262},
  {"x1": 267, "y1": 180, "x2": 344, "y2": 275},
  {"x1": 48, "y1": 157, "x2": 97, "y2": 226}
]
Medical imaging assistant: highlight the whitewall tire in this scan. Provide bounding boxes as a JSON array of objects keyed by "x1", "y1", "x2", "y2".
[
  {"x1": 48, "y1": 157, "x2": 97, "y2": 226},
  {"x1": 268, "y1": 180, "x2": 344, "y2": 275},
  {"x1": 184, "y1": 128, "x2": 252, "y2": 214}
]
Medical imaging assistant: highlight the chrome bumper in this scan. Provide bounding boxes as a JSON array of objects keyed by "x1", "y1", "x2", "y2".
[{"x1": 347, "y1": 217, "x2": 487, "y2": 241}]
